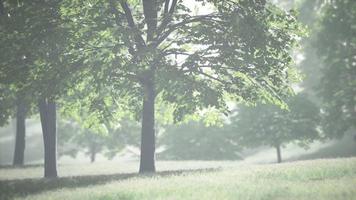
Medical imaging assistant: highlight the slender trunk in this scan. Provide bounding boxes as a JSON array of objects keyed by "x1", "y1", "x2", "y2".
[
  {"x1": 90, "y1": 144, "x2": 96, "y2": 163},
  {"x1": 13, "y1": 103, "x2": 26, "y2": 166},
  {"x1": 90, "y1": 151, "x2": 96, "y2": 163},
  {"x1": 139, "y1": 80, "x2": 156, "y2": 173},
  {"x1": 276, "y1": 144, "x2": 282, "y2": 163},
  {"x1": 0, "y1": 0, "x2": 5, "y2": 16},
  {"x1": 39, "y1": 98, "x2": 58, "y2": 178}
]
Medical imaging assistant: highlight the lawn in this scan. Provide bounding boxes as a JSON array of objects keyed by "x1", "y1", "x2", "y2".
[{"x1": 0, "y1": 158, "x2": 355, "y2": 200}]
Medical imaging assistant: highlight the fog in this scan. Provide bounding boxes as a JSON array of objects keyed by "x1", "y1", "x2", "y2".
[
  {"x1": 1, "y1": 119, "x2": 355, "y2": 165},
  {"x1": 0, "y1": 0, "x2": 355, "y2": 199}
]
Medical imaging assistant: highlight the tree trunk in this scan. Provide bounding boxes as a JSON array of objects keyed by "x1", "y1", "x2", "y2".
[
  {"x1": 90, "y1": 151, "x2": 96, "y2": 163},
  {"x1": 276, "y1": 144, "x2": 282, "y2": 163},
  {"x1": 90, "y1": 144, "x2": 96, "y2": 163},
  {"x1": 13, "y1": 103, "x2": 26, "y2": 166},
  {"x1": 0, "y1": 0, "x2": 5, "y2": 16},
  {"x1": 39, "y1": 98, "x2": 58, "y2": 178},
  {"x1": 139, "y1": 81, "x2": 156, "y2": 173}
]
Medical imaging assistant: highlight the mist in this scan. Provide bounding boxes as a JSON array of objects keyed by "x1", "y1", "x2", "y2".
[{"x1": 0, "y1": 0, "x2": 355, "y2": 199}]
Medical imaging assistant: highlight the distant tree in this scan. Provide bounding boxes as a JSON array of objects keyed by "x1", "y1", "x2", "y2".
[
  {"x1": 58, "y1": 80, "x2": 135, "y2": 162},
  {"x1": 57, "y1": 120, "x2": 81, "y2": 159},
  {"x1": 314, "y1": 0, "x2": 356, "y2": 137},
  {"x1": 58, "y1": 120, "x2": 108, "y2": 163},
  {"x1": 160, "y1": 120, "x2": 241, "y2": 160},
  {"x1": 104, "y1": 118, "x2": 141, "y2": 159},
  {"x1": 62, "y1": 0, "x2": 303, "y2": 173},
  {"x1": 296, "y1": 0, "x2": 325, "y2": 100},
  {"x1": 58, "y1": 117, "x2": 141, "y2": 163},
  {"x1": 230, "y1": 94, "x2": 321, "y2": 163}
]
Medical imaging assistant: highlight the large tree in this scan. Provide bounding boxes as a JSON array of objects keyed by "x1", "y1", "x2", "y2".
[
  {"x1": 62, "y1": 0, "x2": 303, "y2": 173},
  {"x1": 314, "y1": 0, "x2": 356, "y2": 137}
]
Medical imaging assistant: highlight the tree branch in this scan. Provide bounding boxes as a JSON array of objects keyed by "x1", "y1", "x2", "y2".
[
  {"x1": 169, "y1": 0, "x2": 178, "y2": 14},
  {"x1": 195, "y1": 70, "x2": 230, "y2": 85},
  {"x1": 154, "y1": 14, "x2": 219, "y2": 48},
  {"x1": 108, "y1": 0, "x2": 138, "y2": 55},
  {"x1": 119, "y1": 1, "x2": 146, "y2": 48},
  {"x1": 143, "y1": 0, "x2": 158, "y2": 41},
  {"x1": 163, "y1": 0, "x2": 170, "y2": 15},
  {"x1": 156, "y1": 0, "x2": 178, "y2": 39}
]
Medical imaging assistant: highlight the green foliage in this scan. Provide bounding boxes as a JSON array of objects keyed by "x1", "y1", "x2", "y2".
[
  {"x1": 104, "y1": 117, "x2": 141, "y2": 159},
  {"x1": 58, "y1": 119, "x2": 108, "y2": 160},
  {"x1": 0, "y1": 85, "x2": 14, "y2": 126},
  {"x1": 58, "y1": 116, "x2": 142, "y2": 161},
  {"x1": 229, "y1": 93, "x2": 321, "y2": 149},
  {"x1": 59, "y1": 0, "x2": 304, "y2": 122},
  {"x1": 314, "y1": 0, "x2": 356, "y2": 137},
  {"x1": 0, "y1": 0, "x2": 74, "y2": 100},
  {"x1": 1, "y1": 0, "x2": 306, "y2": 167},
  {"x1": 58, "y1": 119, "x2": 83, "y2": 158},
  {"x1": 160, "y1": 120, "x2": 241, "y2": 160}
]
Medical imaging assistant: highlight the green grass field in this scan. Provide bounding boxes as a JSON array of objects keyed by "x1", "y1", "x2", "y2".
[{"x1": 1, "y1": 158, "x2": 356, "y2": 200}]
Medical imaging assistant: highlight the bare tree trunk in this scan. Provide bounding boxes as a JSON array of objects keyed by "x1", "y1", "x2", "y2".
[
  {"x1": 13, "y1": 102, "x2": 26, "y2": 166},
  {"x1": 276, "y1": 144, "x2": 282, "y2": 163},
  {"x1": 139, "y1": 80, "x2": 156, "y2": 173},
  {"x1": 90, "y1": 143, "x2": 97, "y2": 163},
  {"x1": 39, "y1": 98, "x2": 58, "y2": 178},
  {"x1": 90, "y1": 152, "x2": 96, "y2": 163}
]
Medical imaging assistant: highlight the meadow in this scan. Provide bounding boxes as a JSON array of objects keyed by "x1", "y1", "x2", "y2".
[{"x1": 1, "y1": 158, "x2": 355, "y2": 200}]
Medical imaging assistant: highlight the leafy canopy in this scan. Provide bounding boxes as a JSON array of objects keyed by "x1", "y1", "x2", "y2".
[
  {"x1": 315, "y1": 0, "x2": 356, "y2": 137},
  {"x1": 60, "y1": 0, "x2": 304, "y2": 121},
  {"x1": 229, "y1": 93, "x2": 321, "y2": 149}
]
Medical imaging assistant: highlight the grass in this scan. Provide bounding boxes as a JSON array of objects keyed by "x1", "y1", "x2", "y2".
[{"x1": 0, "y1": 158, "x2": 355, "y2": 200}]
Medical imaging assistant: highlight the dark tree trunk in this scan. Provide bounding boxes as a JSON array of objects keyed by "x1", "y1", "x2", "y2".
[
  {"x1": 142, "y1": 0, "x2": 157, "y2": 41},
  {"x1": 39, "y1": 98, "x2": 58, "y2": 178},
  {"x1": 90, "y1": 144, "x2": 97, "y2": 163},
  {"x1": 139, "y1": 81, "x2": 156, "y2": 173},
  {"x1": 276, "y1": 144, "x2": 282, "y2": 163},
  {"x1": 90, "y1": 151, "x2": 96, "y2": 163},
  {"x1": 13, "y1": 103, "x2": 26, "y2": 166},
  {"x1": 0, "y1": 0, "x2": 5, "y2": 16}
]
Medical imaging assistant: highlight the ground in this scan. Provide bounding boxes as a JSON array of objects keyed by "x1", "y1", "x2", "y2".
[{"x1": 0, "y1": 158, "x2": 355, "y2": 200}]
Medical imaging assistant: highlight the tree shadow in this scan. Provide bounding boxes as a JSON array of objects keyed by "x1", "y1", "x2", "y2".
[
  {"x1": 0, "y1": 163, "x2": 43, "y2": 169},
  {"x1": 0, "y1": 168, "x2": 220, "y2": 200}
]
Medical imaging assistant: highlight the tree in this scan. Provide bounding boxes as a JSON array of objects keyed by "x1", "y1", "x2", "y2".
[
  {"x1": 62, "y1": 0, "x2": 303, "y2": 173},
  {"x1": 314, "y1": 0, "x2": 356, "y2": 137},
  {"x1": 296, "y1": 0, "x2": 325, "y2": 100},
  {"x1": 160, "y1": 120, "x2": 241, "y2": 160},
  {"x1": 230, "y1": 94, "x2": 321, "y2": 163},
  {"x1": 0, "y1": 0, "x2": 83, "y2": 177},
  {"x1": 12, "y1": 98, "x2": 27, "y2": 166},
  {"x1": 58, "y1": 120, "x2": 108, "y2": 163},
  {"x1": 104, "y1": 118, "x2": 141, "y2": 159},
  {"x1": 0, "y1": 1, "x2": 29, "y2": 166}
]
